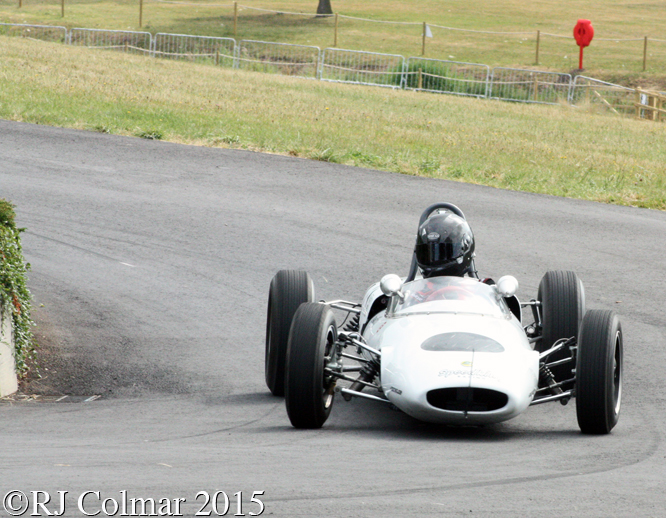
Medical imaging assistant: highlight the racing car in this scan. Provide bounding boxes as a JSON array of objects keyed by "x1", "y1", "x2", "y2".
[{"x1": 265, "y1": 202, "x2": 623, "y2": 434}]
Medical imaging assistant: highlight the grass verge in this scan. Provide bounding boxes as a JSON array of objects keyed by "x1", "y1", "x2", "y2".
[{"x1": 1, "y1": 36, "x2": 665, "y2": 209}]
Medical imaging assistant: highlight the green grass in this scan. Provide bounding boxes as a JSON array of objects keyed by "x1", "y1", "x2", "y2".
[
  {"x1": 1, "y1": 0, "x2": 666, "y2": 88},
  {"x1": 1, "y1": 36, "x2": 664, "y2": 209}
]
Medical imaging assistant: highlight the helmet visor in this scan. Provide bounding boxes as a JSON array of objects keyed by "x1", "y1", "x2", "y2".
[{"x1": 415, "y1": 242, "x2": 464, "y2": 267}]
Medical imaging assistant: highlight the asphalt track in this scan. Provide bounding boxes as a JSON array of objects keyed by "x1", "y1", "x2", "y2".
[{"x1": 1, "y1": 120, "x2": 665, "y2": 517}]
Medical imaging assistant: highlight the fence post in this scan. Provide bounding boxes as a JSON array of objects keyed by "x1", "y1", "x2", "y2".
[
  {"x1": 61, "y1": 0, "x2": 65, "y2": 17},
  {"x1": 139, "y1": 0, "x2": 143, "y2": 28},
  {"x1": 18, "y1": 0, "x2": 21, "y2": 8},
  {"x1": 234, "y1": 2, "x2": 238, "y2": 38},
  {"x1": 215, "y1": 49, "x2": 219, "y2": 65},
  {"x1": 657, "y1": 96, "x2": 664, "y2": 122},
  {"x1": 635, "y1": 89, "x2": 641, "y2": 118},
  {"x1": 418, "y1": 67, "x2": 423, "y2": 90},
  {"x1": 334, "y1": 13, "x2": 338, "y2": 47},
  {"x1": 421, "y1": 22, "x2": 427, "y2": 56},
  {"x1": 643, "y1": 36, "x2": 648, "y2": 72},
  {"x1": 535, "y1": 30, "x2": 540, "y2": 65}
]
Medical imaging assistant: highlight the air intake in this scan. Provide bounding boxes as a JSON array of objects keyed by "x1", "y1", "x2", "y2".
[{"x1": 427, "y1": 387, "x2": 508, "y2": 412}]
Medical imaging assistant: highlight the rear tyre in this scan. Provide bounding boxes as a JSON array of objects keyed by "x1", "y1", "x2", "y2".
[
  {"x1": 265, "y1": 270, "x2": 315, "y2": 396},
  {"x1": 537, "y1": 271, "x2": 585, "y2": 381},
  {"x1": 576, "y1": 310, "x2": 623, "y2": 434},
  {"x1": 285, "y1": 303, "x2": 337, "y2": 429}
]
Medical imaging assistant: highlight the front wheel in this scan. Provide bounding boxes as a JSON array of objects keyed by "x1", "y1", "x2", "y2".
[
  {"x1": 265, "y1": 270, "x2": 315, "y2": 396},
  {"x1": 576, "y1": 310, "x2": 623, "y2": 434},
  {"x1": 537, "y1": 270, "x2": 585, "y2": 381},
  {"x1": 285, "y1": 303, "x2": 338, "y2": 429}
]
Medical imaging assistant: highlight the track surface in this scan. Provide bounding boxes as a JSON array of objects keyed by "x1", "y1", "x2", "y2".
[{"x1": 1, "y1": 120, "x2": 665, "y2": 517}]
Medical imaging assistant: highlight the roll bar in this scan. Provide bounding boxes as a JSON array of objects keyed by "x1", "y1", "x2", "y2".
[{"x1": 405, "y1": 202, "x2": 478, "y2": 282}]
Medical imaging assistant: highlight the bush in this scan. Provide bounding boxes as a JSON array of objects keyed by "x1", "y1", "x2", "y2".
[
  {"x1": 398, "y1": 59, "x2": 488, "y2": 97},
  {"x1": 0, "y1": 199, "x2": 34, "y2": 376}
]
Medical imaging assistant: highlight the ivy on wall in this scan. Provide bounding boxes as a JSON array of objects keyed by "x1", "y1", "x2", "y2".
[{"x1": 0, "y1": 199, "x2": 34, "y2": 375}]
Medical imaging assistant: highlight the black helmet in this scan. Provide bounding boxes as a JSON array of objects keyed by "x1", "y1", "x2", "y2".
[{"x1": 414, "y1": 210, "x2": 475, "y2": 278}]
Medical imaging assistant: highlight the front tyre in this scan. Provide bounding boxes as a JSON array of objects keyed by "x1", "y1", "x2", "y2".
[
  {"x1": 285, "y1": 303, "x2": 337, "y2": 429},
  {"x1": 265, "y1": 270, "x2": 315, "y2": 396},
  {"x1": 538, "y1": 270, "x2": 585, "y2": 381},
  {"x1": 576, "y1": 310, "x2": 623, "y2": 434}
]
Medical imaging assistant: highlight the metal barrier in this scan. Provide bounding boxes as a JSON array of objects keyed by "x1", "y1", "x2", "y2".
[
  {"x1": 321, "y1": 48, "x2": 404, "y2": 88},
  {"x1": 236, "y1": 40, "x2": 321, "y2": 78},
  {"x1": 153, "y1": 33, "x2": 236, "y2": 66},
  {"x1": 570, "y1": 76, "x2": 636, "y2": 116},
  {"x1": 0, "y1": 23, "x2": 67, "y2": 43},
  {"x1": 1, "y1": 22, "x2": 656, "y2": 121},
  {"x1": 404, "y1": 57, "x2": 489, "y2": 98},
  {"x1": 69, "y1": 28, "x2": 153, "y2": 55},
  {"x1": 489, "y1": 68, "x2": 572, "y2": 104}
]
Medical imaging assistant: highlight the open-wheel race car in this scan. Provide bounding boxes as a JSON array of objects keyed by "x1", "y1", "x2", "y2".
[{"x1": 265, "y1": 203, "x2": 623, "y2": 434}]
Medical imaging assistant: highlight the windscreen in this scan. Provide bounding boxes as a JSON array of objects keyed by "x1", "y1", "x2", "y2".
[{"x1": 393, "y1": 277, "x2": 509, "y2": 317}]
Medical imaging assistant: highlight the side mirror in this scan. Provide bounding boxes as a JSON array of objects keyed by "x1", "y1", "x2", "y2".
[
  {"x1": 496, "y1": 275, "x2": 519, "y2": 298},
  {"x1": 380, "y1": 274, "x2": 404, "y2": 299}
]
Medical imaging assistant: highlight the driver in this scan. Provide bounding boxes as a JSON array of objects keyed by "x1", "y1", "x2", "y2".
[
  {"x1": 410, "y1": 209, "x2": 477, "y2": 305},
  {"x1": 414, "y1": 209, "x2": 476, "y2": 279}
]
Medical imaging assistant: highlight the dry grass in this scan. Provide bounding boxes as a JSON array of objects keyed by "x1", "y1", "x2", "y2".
[
  {"x1": 1, "y1": 0, "x2": 666, "y2": 82},
  {"x1": 1, "y1": 36, "x2": 665, "y2": 209}
]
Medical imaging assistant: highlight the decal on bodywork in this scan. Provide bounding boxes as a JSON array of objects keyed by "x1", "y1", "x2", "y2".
[{"x1": 438, "y1": 368, "x2": 499, "y2": 382}]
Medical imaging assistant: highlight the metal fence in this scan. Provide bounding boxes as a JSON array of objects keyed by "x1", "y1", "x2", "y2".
[
  {"x1": 489, "y1": 68, "x2": 572, "y2": 104},
  {"x1": 69, "y1": 28, "x2": 153, "y2": 56},
  {"x1": 570, "y1": 76, "x2": 636, "y2": 116},
  {"x1": 1, "y1": 22, "x2": 661, "y2": 121},
  {"x1": 153, "y1": 33, "x2": 236, "y2": 67},
  {"x1": 236, "y1": 40, "x2": 321, "y2": 78},
  {"x1": 0, "y1": 23, "x2": 66, "y2": 43},
  {"x1": 320, "y1": 48, "x2": 404, "y2": 88},
  {"x1": 404, "y1": 57, "x2": 489, "y2": 98}
]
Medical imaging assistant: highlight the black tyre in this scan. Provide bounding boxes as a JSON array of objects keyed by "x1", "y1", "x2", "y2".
[
  {"x1": 576, "y1": 310, "x2": 623, "y2": 434},
  {"x1": 537, "y1": 271, "x2": 585, "y2": 381},
  {"x1": 265, "y1": 270, "x2": 315, "y2": 396},
  {"x1": 285, "y1": 303, "x2": 337, "y2": 429}
]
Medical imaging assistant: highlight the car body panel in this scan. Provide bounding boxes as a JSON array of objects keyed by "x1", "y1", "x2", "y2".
[{"x1": 361, "y1": 276, "x2": 540, "y2": 424}]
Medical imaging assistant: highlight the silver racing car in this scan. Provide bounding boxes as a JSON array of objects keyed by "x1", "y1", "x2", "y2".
[{"x1": 265, "y1": 203, "x2": 623, "y2": 434}]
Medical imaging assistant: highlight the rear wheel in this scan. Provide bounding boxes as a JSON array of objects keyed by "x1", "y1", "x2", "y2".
[
  {"x1": 537, "y1": 271, "x2": 585, "y2": 381},
  {"x1": 576, "y1": 310, "x2": 623, "y2": 434},
  {"x1": 285, "y1": 303, "x2": 337, "y2": 429},
  {"x1": 265, "y1": 270, "x2": 315, "y2": 396}
]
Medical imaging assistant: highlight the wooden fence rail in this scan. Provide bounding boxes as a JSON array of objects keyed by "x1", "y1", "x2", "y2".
[{"x1": 635, "y1": 88, "x2": 666, "y2": 121}]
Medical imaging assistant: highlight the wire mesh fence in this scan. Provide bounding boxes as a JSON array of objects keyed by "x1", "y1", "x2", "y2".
[
  {"x1": 154, "y1": 33, "x2": 236, "y2": 66},
  {"x1": 236, "y1": 40, "x2": 320, "y2": 78},
  {"x1": 320, "y1": 48, "x2": 404, "y2": 88},
  {"x1": 489, "y1": 68, "x2": 572, "y2": 104},
  {"x1": 570, "y1": 76, "x2": 636, "y2": 116},
  {"x1": 69, "y1": 28, "x2": 153, "y2": 55},
  {"x1": 404, "y1": 57, "x2": 489, "y2": 98},
  {"x1": 0, "y1": 22, "x2": 66, "y2": 43}
]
